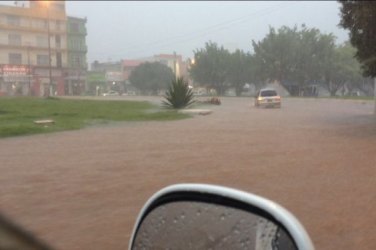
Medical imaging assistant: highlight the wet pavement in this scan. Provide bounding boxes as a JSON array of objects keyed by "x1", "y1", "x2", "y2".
[{"x1": 0, "y1": 97, "x2": 375, "y2": 250}]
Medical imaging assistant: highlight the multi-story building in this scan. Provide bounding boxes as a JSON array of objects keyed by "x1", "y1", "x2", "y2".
[
  {"x1": 122, "y1": 60, "x2": 143, "y2": 82},
  {"x1": 91, "y1": 60, "x2": 122, "y2": 73},
  {"x1": 153, "y1": 54, "x2": 183, "y2": 78},
  {"x1": 90, "y1": 60, "x2": 124, "y2": 93},
  {"x1": 0, "y1": 1, "x2": 87, "y2": 96},
  {"x1": 122, "y1": 54, "x2": 189, "y2": 82},
  {"x1": 66, "y1": 16, "x2": 87, "y2": 95}
]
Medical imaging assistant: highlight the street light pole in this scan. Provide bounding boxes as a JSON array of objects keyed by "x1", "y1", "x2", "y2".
[
  {"x1": 46, "y1": 4, "x2": 52, "y2": 96},
  {"x1": 173, "y1": 51, "x2": 177, "y2": 80},
  {"x1": 26, "y1": 43, "x2": 31, "y2": 96}
]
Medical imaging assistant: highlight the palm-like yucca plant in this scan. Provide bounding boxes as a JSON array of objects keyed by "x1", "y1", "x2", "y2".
[{"x1": 162, "y1": 77, "x2": 195, "y2": 109}]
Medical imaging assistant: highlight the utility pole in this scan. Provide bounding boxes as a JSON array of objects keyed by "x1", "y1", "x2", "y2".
[
  {"x1": 77, "y1": 57, "x2": 82, "y2": 95},
  {"x1": 26, "y1": 43, "x2": 31, "y2": 96},
  {"x1": 46, "y1": 3, "x2": 52, "y2": 96},
  {"x1": 173, "y1": 51, "x2": 177, "y2": 80}
]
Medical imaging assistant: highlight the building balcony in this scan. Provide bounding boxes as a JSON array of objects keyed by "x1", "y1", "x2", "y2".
[
  {"x1": 0, "y1": 23, "x2": 66, "y2": 35},
  {"x1": 0, "y1": 63, "x2": 69, "y2": 72},
  {"x1": 67, "y1": 45, "x2": 87, "y2": 53},
  {"x1": 0, "y1": 43, "x2": 67, "y2": 52},
  {"x1": 67, "y1": 29, "x2": 87, "y2": 36}
]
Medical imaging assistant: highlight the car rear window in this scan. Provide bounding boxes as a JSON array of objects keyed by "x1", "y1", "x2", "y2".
[{"x1": 260, "y1": 90, "x2": 277, "y2": 97}]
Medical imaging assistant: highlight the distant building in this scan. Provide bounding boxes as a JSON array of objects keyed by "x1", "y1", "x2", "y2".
[
  {"x1": 153, "y1": 53, "x2": 189, "y2": 79},
  {"x1": 122, "y1": 60, "x2": 144, "y2": 82},
  {"x1": 88, "y1": 53, "x2": 191, "y2": 95},
  {"x1": 91, "y1": 60, "x2": 122, "y2": 73},
  {"x1": 122, "y1": 53, "x2": 189, "y2": 81},
  {"x1": 0, "y1": 0, "x2": 88, "y2": 96},
  {"x1": 65, "y1": 16, "x2": 88, "y2": 95},
  {"x1": 90, "y1": 61, "x2": 124, "y2": 93}
]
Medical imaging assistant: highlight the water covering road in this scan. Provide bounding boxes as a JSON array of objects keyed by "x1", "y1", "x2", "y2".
[{"x1": 0, "y1": 96, "x2": 375, "y2": 250}]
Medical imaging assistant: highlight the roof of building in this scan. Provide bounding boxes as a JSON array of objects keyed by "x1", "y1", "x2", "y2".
[
  {"x1": 67, "y1": 16, "x2": 87, "y2": 22},
  {"x1": 154, "y1": 54, "x2": 182, "y2": 60},
  {"x1": 123, "y1": 60, "x2": 144, "y2": 67}
]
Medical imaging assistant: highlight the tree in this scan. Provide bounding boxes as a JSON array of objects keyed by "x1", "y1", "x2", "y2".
[
  {"x1": 162, "y1": 77, "x2": 195, "y2": 109},
  {"x1": 227, "y1": 50, "x2": 254, "y2": 96},
  {"x1": 190, "y1": 42, "x2": 231, "y2": 95},
  {"x1": 325, "y1": 42, "x2": 363, "y2": 96},
  {"x1": 339, "y1": 1, "x2": 376, "y2": 77},
  {"x1": 252, "y1": 26, "x2": 301, "y2": 87},
  {"x1": 251, "y1": 25, "x2": 338, "y2": 96},
  {"x1": 129, "y1": 62, "x2": 174, "y2": 95}
]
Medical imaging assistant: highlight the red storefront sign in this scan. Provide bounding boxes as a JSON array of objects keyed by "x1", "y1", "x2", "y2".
[{"x1": 1, "y1": 65, "x2": 31, "y2": 76}]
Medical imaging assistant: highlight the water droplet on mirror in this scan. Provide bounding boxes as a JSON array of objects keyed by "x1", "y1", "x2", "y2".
[{"x1": 196, "y1": 209, "x2": 201, "y2": 216}]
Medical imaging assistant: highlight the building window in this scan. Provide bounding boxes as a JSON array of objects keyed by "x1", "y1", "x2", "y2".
[
  {"x1": 56, "y1": 4, "x2": 65, "y2": 11},
  {"x1": 55, "y1": 20, "x2": 61, "y2": 30},
  {"x1": 70, "y1": 22, "x2": 79, "y2": 33},
  {"x1": 73, "y1": 38, "x2": 80, "y2": 50},
  {"x1": 56, "y1": 53, "x2": 62, "y2": 68},
  {"x1": 8, "y1": 34, "x2": 21, "y2": 46},
  {"x1": 71, "y1": 54, "x2": 82, "y2": 67},
  {"x1": 7, "y1": 15, "x2": 20, "y2": 26},
  {"x1": 37, "y1": 55, "x2": 49, "y2": 66},
  {"x1": 36, "y1": 36, "x2": 48, "y2": 48},
  {"x1": 55, "y1": 35, "x2": 61, "y2": 48},
  {"x1": 9, "y1": 53, "x2": 22, "y2": 64},
  {"x1": 49, "y1": 2, "x2": 65, "y2": 12}
]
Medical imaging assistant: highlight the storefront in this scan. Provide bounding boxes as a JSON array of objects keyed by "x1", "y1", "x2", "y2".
[
  {"x1": 0, "y1": 65, "x2": 66, "y2": 97},
  {"x1": 0, "y1": 65, "x2": 32, "y2": 96},
  {"x1": 65, "y1": 69, "x2": 87, "y2": 96}
]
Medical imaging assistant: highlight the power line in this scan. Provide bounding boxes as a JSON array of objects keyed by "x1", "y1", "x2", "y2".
[
  {"x1": 89, "y1": 2, "x2": 302, "y2": 60},
  {"x1": 124, "y1": 3, "x2": 287, "y2": 50}
]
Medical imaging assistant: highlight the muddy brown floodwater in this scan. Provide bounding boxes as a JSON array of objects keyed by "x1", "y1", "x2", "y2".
[{"x1": 0, "y1": 97, "x2": 375, "y2": 250}]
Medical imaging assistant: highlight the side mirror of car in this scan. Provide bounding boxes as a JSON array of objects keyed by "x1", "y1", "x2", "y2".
[{"x1": 129, "y1": 184, "x2": 314, "y2": 250}]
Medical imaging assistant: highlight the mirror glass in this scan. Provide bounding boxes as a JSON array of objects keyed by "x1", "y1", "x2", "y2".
[{"x1": 132, "y1": 201, "x2": 297, "y2": 250}]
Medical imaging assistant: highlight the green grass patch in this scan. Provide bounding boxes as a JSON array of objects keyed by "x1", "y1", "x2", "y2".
[
  {"x1": 326, "y1": 95, "x2": 375, "y2": 101},
  {"x1": 285, "y1": 95, "x2": 375, "y2": 101},
  {"x1": 0, "y1": 97, "x2": 189, "y2": 138}
]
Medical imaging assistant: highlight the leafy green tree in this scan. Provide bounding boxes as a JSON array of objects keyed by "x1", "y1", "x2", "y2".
[
  {"x1": 324, "y1": 42, "x2": 363, "y2": 96},
  {"x1": 190, "y1": 42, "x2": 231, "y2": 95},
  {"x1": 129, "y1": 62, "x2": 174, "y2": 95},
  {"x1": 227, "y1": 50, "x2": 254, "y2": 96},
  {"x1": 252, "y1": 26, "x2": 301, "y2": 86},
  {"x1": 339, "y1": 1, "x2": 376, "y2": 77},
  {"x1": 251, "y1": 25, "x2": 338, "y2": 95},
  {"x1": 162, "y1": 77, "x2": 195, "y2": 109},
  {"x1": 296, "y1": 26, "x2": 336, "y2": 87}
]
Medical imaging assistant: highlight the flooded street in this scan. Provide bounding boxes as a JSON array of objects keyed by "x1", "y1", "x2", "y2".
[{"x1": 0, "y1": 97, "x2": 375, "y2": 250}]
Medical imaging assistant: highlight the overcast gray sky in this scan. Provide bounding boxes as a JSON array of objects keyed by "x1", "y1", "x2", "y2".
[{"x1": 6, "y1": 1, "x2": 350, "y2": 64}]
